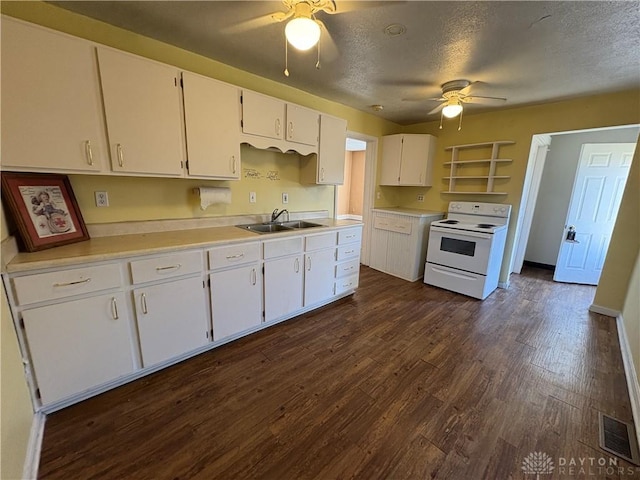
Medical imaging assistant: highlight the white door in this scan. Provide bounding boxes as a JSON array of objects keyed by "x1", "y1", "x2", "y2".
[
  {"x1": 304, "y1": 248, "x2": 336, "y2": 307},
  {"x1": 554, "y1": 143, "x2": 635, "y2": 284},
  {"x1": 264, "y1": 255, "x2": 303, "y2": 322},
  {"x1": 182, "y1": 72, "x2": 241, "y2": 179},
  {"x1": 22, "y1": 293, "x2": 135, "y2": 405},
  {"x1": 210, "y1": 264, "x2": 262, "y2": 341},
  {"x1": 134, "y1": 276, "x2": 209, "y2": 367}
]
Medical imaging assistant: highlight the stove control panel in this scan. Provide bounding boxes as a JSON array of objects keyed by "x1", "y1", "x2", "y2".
[{"x1": 448, "y1": 201, "x2": 511, "y2": 218}]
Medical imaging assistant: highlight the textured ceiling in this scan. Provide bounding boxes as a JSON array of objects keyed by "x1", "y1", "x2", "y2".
[{"x1": 48, "y1": 1, "x2": 640, "y2": 125}]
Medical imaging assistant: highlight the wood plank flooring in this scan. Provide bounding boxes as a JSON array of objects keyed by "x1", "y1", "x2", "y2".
[{"x1": 38, "y1": 266, "x2": 639, "y2": 479}]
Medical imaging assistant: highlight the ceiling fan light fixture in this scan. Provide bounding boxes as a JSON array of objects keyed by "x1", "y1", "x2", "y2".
[
  {"x1": 285, "y1": 16, "x2": 321, "y2": 51},
  {"x1": 442, "y1": 102, "x2": 463, "y2": 118}
]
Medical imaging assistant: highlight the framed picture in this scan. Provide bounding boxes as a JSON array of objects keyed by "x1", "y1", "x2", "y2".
[{"x1": 1, "y1": 172, "x2": 90, "y2": 252}]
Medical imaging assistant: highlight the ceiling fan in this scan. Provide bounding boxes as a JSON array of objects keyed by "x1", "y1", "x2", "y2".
[{"x1": 427, "y1": 80, "x2": 507, "y2": 130}]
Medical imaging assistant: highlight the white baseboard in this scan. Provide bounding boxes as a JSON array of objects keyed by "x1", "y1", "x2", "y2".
[
  {"x1": 22, "y1": 412, "x2": 45, "y2": 480},
  {"x1": 616, "y1": 314, "x2": 640, "y2": 450},
  {"x1": 498, "y1": 281, "x2": 510, "y2": 289},
  {"x1": 589, "y1": 303, "x2": 621, "y2": 318}
]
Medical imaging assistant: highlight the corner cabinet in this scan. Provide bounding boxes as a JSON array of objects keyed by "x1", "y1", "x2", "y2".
[
  {"x1": 97, "y1": 47, "x2": 185, "y2": 177},
  {"x1": 1, "y1": 17, "x2": 107, "y2": 173},
  {"x1": 380, "y1": 134, "x2": 436, "y2": 186},
  {"x1": 300, "y1": 114, "x2": 348, "y2": 185},
  {"x1": 182, "y1": 72, "x2": 241, "y2": 179},
  {"x1": 443, "y1": 141, "x2": 514, "y2": 195}
]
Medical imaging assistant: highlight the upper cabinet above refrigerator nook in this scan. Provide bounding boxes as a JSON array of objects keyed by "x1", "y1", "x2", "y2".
[{"x1": 380, "y1": 134, "x2": 437, "y2": 186}]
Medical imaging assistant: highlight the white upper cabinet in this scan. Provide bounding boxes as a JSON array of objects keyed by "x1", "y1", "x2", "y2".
[
  {"x1": 299, "y1": 114, "x2": 347, "y2": 185},
  {"x1": 1, "y1": 18, "x2": 106, "y2": 173},
  {"x1": 97, "y1": 48, "x2": 185, "y2": 177},
  {"x1": 182, "y1": 72, "x2": 241, "y2": 179},
  {"x1": 285, "y1": 104, "x2": 319, "y2": 146},
  {"x1": 241, "y1": 90, "x2": 286, "y2": 140},
  {"x1": 380, "y1": 134, "x2": 436, "y2": 186}
]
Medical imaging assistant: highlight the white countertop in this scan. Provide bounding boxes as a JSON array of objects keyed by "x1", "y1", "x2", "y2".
[{"x1": 5, "y1": 218, "x2": 362, "y2": 274}]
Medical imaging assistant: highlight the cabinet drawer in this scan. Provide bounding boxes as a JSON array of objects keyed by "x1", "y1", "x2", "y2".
[
  {"x1": 338, "y1": 227, "x2": 362, "y2": 245},
  {"x1": 209, "y1": 242, "x2": 260, "y2": 269},
  {"x1": 335, "y1": 274, "x2": 359, "y2": 295},
  {"x1": 12, "y1": 264, "x2": 122, "y2": 305},
  {"x1": 263, "y1": 236, "x2": 303, "y2": 259},
  {"x1": 335, "y1": 259, "x2": 360, "y2": 278},
  {"x1": 130, "y1": 251, "x2": 202, "y2": 284},
  {"x1": 337, "y1": 244, "x2": 360, "y2": 262},
  {"x1": 305, "y1": 232, "x2": 337, "y2": 251},
  {"x1": 374, "y1": 216, "x2": 413, "y2": 235}
]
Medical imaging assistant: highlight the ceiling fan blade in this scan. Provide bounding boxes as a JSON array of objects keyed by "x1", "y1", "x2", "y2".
[
  {"x1": 326, "y1": 1, "x2": 404, "y2": 14},
  {"x1": 463, "y1": 95, "x2": 507, "y2": 105},
  {"x1": 458, "y1": 81, "x2": 478, "y2": 96},
  {"x1": 272, "y1": 10, "x2": 295, "y2": 22},
  {"x1": 427, "y1": 103, "x2": 445, "y2": 115},
  {"x1": 220, "y1": 13, "x2": 279, "y2": 34}
]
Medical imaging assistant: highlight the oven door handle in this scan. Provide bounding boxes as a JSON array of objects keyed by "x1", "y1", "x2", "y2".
[{"x1": 430, "y1": 226, "x2": 493, "y2": 239}]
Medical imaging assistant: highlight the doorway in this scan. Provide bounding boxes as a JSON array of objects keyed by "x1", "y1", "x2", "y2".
[
  {"x1": 510, "y1": 125, "x2": 639, "y2": 284},
  {"x1": 334, "y1": 134, "x2": 378, "y2": 266}
]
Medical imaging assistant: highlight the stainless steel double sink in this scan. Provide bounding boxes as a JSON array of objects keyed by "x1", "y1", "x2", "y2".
[{"x1": 236, "y1": 220, "x2": 323, "y2": 234}]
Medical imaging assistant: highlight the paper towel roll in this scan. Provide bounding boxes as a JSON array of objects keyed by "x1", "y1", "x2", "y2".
[{"x1": 196, "y1": 187, "x2": 232, "y2": 210}]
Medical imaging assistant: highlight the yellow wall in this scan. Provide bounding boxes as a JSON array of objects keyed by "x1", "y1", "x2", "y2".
[
  {"x1": 1, "y1": 217, "x2": 34, "y2": 479},
  {"x1": 397, "y1": 91, "x2": 640, "y2": 282},
  {"x1": 622, "y1": 254, "x2": 640, "y2": 379}
]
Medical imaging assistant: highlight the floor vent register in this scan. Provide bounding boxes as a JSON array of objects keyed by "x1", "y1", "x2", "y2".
[{"x1": 599, "y1": 413, "x2": 640, "y2": 465}]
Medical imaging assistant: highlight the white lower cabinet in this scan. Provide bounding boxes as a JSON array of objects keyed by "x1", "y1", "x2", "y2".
[
  {"x1": 134, "y1": 276, "x2": 209, "y2": 367},
  {"x1": 22, "y1": 292, "x2": 135, "y2": 405},
  {"x1": 210, "y1": 264, "x2": 262, "y2": 341},
  {"x1": 264, "y1": 254, "x2": 304, "y2": 323}
]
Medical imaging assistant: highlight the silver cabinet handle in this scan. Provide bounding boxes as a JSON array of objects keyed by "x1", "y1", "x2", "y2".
[
  {"x1": 53, "y1": 277, "x2": 91, "y2": 287},
  {"x1": 141, "y1": 293, "x2": 148, "y2": 314},
  {"x1": 111, "y1": 297, "x2": 119, "y2": 320},
  {"x1": 116, "y1": 143, "x2": 124, "y2": 167},
  {"x1": 288, "y1": 121, "x2": 294, "y2": 138},
  {"x1": 321, "y1": 167, "x2": 325, "y2": 181},
  {"x1": 85, "y1": 140, "x2": 94, "y2": 166},
  {"x1": 232, "y1": 156, "x2": 237, "y2": 174},
  {"x1": 275, "y1": 118, "x2": 281, "y2": 136},
  {"x1": 226, "y1": 253, "x2": 244, "y2": 260},
  {"x1": 346, "y1": 234, "x2": 356, "y2": 239},
  {"x1": 306, "y1": 256, "x2": 311, "y2": 271},
  {"x1": 251, "y1": 268, "x2": 257, "y2": 286},
  {"x1": 294, "y1": 257, "x2": 300, "y2": 273},
  {"x1": 155, "y1": 264, "x2": 181, "y2": 272},
  {"x1": 344, "y1": 250, "x2": 355, "y2": 255}
]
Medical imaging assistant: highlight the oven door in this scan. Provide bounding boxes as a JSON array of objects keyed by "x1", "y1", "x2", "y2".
[{"x1": 426, "y1": 226, "x2": 493, "y2": 275}]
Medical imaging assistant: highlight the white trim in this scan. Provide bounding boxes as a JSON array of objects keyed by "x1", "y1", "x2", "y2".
[
  {"x1": 498, "y1": 281, "x2": 510, "y2": 289},
  {"x1": 589, "y1": 303, "x2": 621, "y2": 318},
  {"x1": 616, "y1": 314, "x2": 640, "y2": 451},
  {"x1": 22, "y1": 412, "x2": 46, "y2": 480},
  {"x1": 336, "y1": 214, "x2": 363, "y2": 221}
]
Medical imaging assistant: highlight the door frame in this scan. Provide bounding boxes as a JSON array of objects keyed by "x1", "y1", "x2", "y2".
[{"x1": 334, "y1": 132, "x2": 378, "y2": 266}]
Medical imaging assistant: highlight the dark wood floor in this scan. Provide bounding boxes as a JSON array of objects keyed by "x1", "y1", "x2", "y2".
[{"x1": 38, "y1": 266, "x2": 638, "y2": 479}]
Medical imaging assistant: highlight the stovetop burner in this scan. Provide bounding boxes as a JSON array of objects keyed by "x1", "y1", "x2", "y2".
[
  {"x1": 441, "y1": 220, "x2": 459, "y2": 224},
  {"x1": 476, "y1": 223, "x2": 497, "y2": 229}
]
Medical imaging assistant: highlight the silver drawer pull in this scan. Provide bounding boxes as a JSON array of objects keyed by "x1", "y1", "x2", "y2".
[
  {"x1": 345, "y1": 234, "x2": 356, "y2": 239},
  {"x1": 53, "y1": 278, "x2": 91, "y2": 287},
  {"x1": 226, "y1": 253, "x2": 245, "y2": 260},
  {"x1": 116, "y1": 143, "x2": 124, "y2": 167},
  {"x1": 294, "y1": 257, "x2": 300, "y2": 273},
  {"x1": 251, "y1": 268, "x2": 257, "y2": 286},
  {"x1": 141, "y1": 293, "x2": 148, "y2": 314},
  {"x1": 344, "y1": 250, "x2": 355, "y2": 255},
  {"x1": 156, "y1": 264, "x2": 181, "y2": 272},
  {"x1": 111, "y1": 297, "x2": 119, "y2": 320},
  {"x1": 343, "y1": 265, "x2": 355, "y2": 271},
  {"x1": 85, "y1": 140, "x2": 94, "y2": 166}
]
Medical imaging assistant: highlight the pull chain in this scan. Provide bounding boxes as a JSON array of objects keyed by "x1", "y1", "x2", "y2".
[
  {"x1": 439, "y1": 110, "x2": 444, "y2": 129},
  {"x1": 457, "y1": 108, "x2": 463, "y2": 131},
  {"x1": 316, "y1": 35, "x2": 321, "y2": 69},
  {"x1": 284, "y1": 36, "x2": 290, "y2": 77}
]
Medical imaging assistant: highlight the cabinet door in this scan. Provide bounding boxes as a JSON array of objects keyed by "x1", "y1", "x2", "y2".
[
  {"x1": 134, "y1": 277, "x2": 209, "y2": 367},
  {"x1": 286, "y1": 104, "x2": 319, "y2": 146},
  {"x1": 304, "y1": 248, "x2": 336, "y2": 306},
  {"x1": 22, "y1": 293, "x2": 134, "y2": 405},
  {"x1": 264, "y1": 255, "x2": 303, "y2": 322},
  {"x1": 1, "y1": 19, "x2": 106, "y2": 173},
  {"x1": 97, "y1": 48, "x2": 184, "y2": 176},
  {"x1": 242, "y1": 90, "x2": 285, "y2": 140},
  {"x1": 369, "y1": 226, "x2": 389, "y2": 273},
  {"x1": 399, "y1": 134, "x2": 434, "y2": 186},
  {"x1": 182, "y1": 72, "x2": 241, "y2": 179},
  {"x1": 385, "y1": 230, "x2": 415, "y2": 279},
  {"x1": 317, "y1": 115, "x2": 347, "y2": 184},
  {"x1": 210, "y1": 264, "x2": 262, "y2": 341},
  {"x1": 380, "y1": 135, "x2": 402, "y2": 185}
]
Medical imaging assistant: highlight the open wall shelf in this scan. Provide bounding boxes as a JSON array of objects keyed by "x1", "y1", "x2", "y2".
[{"x1": 443, "y1": 140, "x2": 514, "y2": 195}]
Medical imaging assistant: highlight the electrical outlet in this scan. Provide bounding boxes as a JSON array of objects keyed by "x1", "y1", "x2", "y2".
[
  {"x1": 249, "y1": 192, "x2": 256, "y2": 203},
  {"x1": 95, "y1": 191, "x2": 109, "y2": 207},
  {"x1": 376, "y1": 191, "x2": 381, "y2": 200},
  {"x1": 282, "y1": 193, "x2": 289, "y2": 204},
  {"x1": 417, "y1": 194, "x2": 425, "y2": 202}
]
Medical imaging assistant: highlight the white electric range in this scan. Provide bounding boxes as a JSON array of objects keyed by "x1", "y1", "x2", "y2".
[{"x1": 424, "y1": 201, "x2": 512, "y2": 300}]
